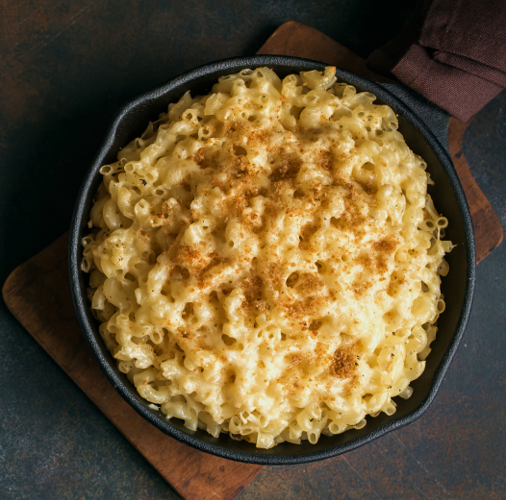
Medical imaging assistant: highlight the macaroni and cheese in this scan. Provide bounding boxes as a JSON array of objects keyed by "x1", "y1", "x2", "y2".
[{"x1": 82, "y1": 67, "x2": 452, "y2": 448}]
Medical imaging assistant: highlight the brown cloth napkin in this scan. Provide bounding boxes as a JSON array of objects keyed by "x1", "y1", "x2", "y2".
[{"x1": 367, "y1": 0, "x2": 506, "y2": 121}]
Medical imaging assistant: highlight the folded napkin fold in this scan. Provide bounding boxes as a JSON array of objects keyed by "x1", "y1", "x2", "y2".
[{"x1": 367, "y1": 0, "x2": 506, "y2": 121}]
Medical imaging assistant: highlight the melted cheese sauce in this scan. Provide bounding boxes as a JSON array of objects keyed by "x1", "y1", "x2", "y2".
[{"x1": 82, "y1": 67, "x2": 451, "y2": 448}]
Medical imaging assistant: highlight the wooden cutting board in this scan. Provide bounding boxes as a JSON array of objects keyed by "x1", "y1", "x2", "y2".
[{"x1": 2, "y1": 21, "x2": 503, "y2": 500}]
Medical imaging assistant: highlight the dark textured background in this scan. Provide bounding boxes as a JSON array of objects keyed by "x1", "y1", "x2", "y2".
[{"x1": 1, "y1": 1, "x2": 505, "y2": 499}]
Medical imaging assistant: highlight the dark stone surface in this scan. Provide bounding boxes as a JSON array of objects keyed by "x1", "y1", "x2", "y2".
[{"x1": 0, "y1": 0, "x2": 504, "y2": 498}]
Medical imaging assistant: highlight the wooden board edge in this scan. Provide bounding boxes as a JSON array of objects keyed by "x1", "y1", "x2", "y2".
[
  {"x1": 257, "y1": 21, "x2": 395, "y2": 83},
  {"x1": 2, "y1": 265, "x2": 22, "y2": 305},
  {"x1": 448, "y1": 117, "x2": 504, "y2": 262},
  {"x1": 2, "y1": 233, "x2": 69, "y2": 315}
]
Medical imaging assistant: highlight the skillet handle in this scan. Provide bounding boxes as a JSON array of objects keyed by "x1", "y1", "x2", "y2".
[{"x1": 377, "y1": 83, "x2": 451, "y2": 156}]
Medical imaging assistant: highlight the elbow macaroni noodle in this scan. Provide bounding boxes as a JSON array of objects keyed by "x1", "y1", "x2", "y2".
[{"x1": 82, "y1": 67, "x2": 452, "y2": 448}]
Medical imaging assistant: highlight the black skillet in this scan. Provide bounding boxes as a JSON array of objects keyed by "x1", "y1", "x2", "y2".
[{"x1": 69, "y1": 55, "x2": 475, "y2": 465}]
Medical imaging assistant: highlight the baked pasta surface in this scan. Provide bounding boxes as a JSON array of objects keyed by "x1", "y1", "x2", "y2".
[{"x1": 82, "y1": 67, "x2": 451, "y2": 448}]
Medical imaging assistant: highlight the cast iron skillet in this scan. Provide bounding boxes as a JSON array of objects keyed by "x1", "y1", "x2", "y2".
[{"x1": 69, "y1": 55, "x2": 475, "y2": 465}]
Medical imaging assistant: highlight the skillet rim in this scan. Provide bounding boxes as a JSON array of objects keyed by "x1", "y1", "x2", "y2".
[{"x1": 69, "y1": 54, "x2": 475, "y2": 465}]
